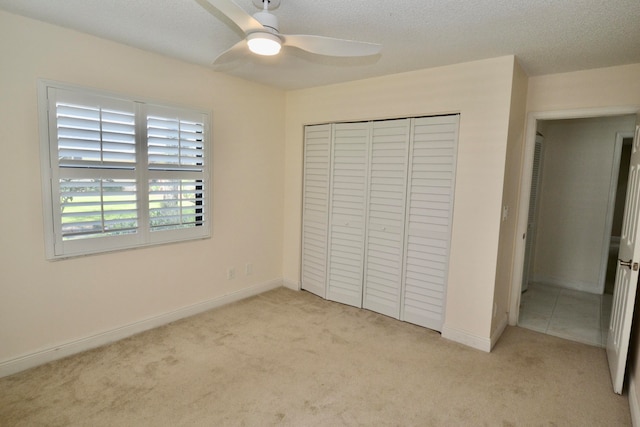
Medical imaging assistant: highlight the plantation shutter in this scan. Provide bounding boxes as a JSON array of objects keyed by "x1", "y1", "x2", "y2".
[
  {"x1": 49, "y1": 88, "x2": 140, "y2": 255},
  {"x1": 362, "y1": 119, "x2": 411, "y2": 318},
  {"x1": 146, "y1": 105, "x2": 207, "y2": 237},
  {"x1": 41, "y1": 82, "x2": 210, "y2": 259},
  {"x1": 326, "y1": 122, "x2": 370, "y2": 307},
  {"x1": 401, "y1": 115, "x2": 459, "y2": 331},
  {"x1": 301, "y1": 124, "x2": 332, "y2": 297}
]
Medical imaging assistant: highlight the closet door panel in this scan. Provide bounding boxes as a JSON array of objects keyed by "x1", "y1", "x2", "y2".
[
  {"x1": 402, "y1": 115, "x2": 459, "y2": 331},
  {"x1": 301, "y1": 124, "x2": 332, "y2": 297},
  {"x1": 327, "y1": 123, "x2": 370, "y2": 307},
  {"x1": 363, "y1": 119, "x2": 410, "y2": 318}
]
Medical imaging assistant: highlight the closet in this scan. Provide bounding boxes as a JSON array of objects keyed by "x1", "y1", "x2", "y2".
[{"x1": 301, "y1": 115, "x2": 459, "y2": 332}]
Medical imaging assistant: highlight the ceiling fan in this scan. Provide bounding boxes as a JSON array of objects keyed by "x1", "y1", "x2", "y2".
[{"x1": 202, "y1": 0, "x2": 382, "y2": 65}]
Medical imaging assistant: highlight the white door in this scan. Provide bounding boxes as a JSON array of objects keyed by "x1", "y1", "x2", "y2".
[
  {"x1": 607, "y1": 124, "x2": 640, "y2": 394},
  {"x1": 326, "y1": 122, "x2": 370, "y2": 307},
  {"x1": 401, "y1": 115, "x2": 459, "y2": 331},
  {"x1": 301, "y1": 124, "x2": 332, "y2": 297},
  {"x1": 362, "y1": 119, "x2": 411, "y2": 318}
]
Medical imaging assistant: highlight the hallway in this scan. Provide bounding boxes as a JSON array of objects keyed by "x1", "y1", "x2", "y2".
[{"x1": 518, "y1": 282, "x2": 613, "y2": 347}]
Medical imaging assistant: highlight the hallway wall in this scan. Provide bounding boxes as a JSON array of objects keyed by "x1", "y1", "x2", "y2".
[{"x1": 532, "y1": 116, "x2": 636, "y2": 293}]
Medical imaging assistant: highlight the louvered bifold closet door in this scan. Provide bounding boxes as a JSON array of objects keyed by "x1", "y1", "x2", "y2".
[
  {"x1": 402, "y1": 115, "x2": 459, "y2": 331},
  {"x1": 326, "y1": 122, "x2": 370, "y2": 307},
  {"x1": 362, "y1": 119, "x2": 411, "y2": 318},
  {"x1": 522, "y1": 136, "x2": 543, "y2": 292},
  {"x1": 301, "y1": 124, "x2": 332, "y2": 298}
]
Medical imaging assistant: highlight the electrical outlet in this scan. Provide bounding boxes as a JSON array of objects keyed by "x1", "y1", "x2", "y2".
[
  {"x1": 245, "y1": 263, "x2": 253, "y2": 275},
  {"x1": 227, "y1": 267, "x2": 236, "y2": 280}
]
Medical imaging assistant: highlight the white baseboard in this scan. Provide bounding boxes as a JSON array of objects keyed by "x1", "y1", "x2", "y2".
[
  {"x1": 441, "y1": 325, "x2": 492, "y2": 352},
  {"x1": 630, "y1": 370, "x2": 640, "y2": 426},
  {"x1": 282, "y1": 278, "x2": 300, "y2": 290},
  {"x1": 0, "y1": 278, "x2": 283, "y2": 378},
  {"x1": 490, "y1": 313, "x2": 508, "y2": 350},
  {"x1": 532, "y1": 275, "x2": 600, "y2": 294}
]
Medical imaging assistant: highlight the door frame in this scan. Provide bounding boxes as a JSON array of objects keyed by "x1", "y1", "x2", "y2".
[{"x1": 509, "y1": 106, "x2": 640, "y2": 325}]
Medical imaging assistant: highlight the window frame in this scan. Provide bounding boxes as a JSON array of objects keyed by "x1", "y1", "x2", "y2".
[{"x1": 38, "y1": 80, "x2": 212, "y2": 260}]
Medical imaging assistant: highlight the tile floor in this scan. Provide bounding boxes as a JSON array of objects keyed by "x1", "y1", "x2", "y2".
[{"x1": 518, "y1": 282, "x2": 613, "y2": 347}]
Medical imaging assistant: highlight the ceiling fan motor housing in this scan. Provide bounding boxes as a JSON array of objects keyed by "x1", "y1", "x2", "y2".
[
  {"x1": 253, "y1": 10, "x2": 279, "y2": 32},
  {"x1": 252, "y1": 0, "x2": 281, "y2": 9}
]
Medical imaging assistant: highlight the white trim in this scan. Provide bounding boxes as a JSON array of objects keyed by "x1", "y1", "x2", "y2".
[
  {"x1": 441, "y1": 325, "x2": 491, "y2": 352},
  {"x1": 509, "y1": 106, "x2": 640, "y2": 326},
  {"x1": 531, "y1": 275, "x2": 601, "y2": 294},
  {"x1": 630, "y1": 370, "x2": 640, "y2": 427},
  {"x1": 491, "y1": 314, "x2": 509, "y2": 350},
  {"x1": 37, "y1": 80, "x2": 59, "y2": 259},
  {"x1": 0, "y1": 279, "x2": 283, "y2": 378},
  {"x1": 283, "y1": 278, "x2": 300, "y2": 290}
]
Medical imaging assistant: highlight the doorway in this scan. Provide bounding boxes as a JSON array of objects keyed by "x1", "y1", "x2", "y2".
[
  {"x1": 517, "y1": 116, "x2": 636, "y2": 346},
  {"x1": 509, "y1": 108, "x2": 638, "y2": 336}
]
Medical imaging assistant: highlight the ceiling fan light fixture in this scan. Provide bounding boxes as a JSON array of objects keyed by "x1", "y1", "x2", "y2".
[{"x1": 247, "y1": 32, "x2": 281, "y2": 56}]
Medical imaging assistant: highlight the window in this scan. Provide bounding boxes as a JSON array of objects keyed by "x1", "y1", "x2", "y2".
[{"x1": 38, "y1": 81, "x2": 210, "y2": 259}]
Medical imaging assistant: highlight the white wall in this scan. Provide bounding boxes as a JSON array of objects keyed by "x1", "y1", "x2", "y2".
[
  {"x1": 0, "y1": 11, "x2": 286, "y2": 373},
  {"x1": 283, "y1": 56, "x2": 518, "y2": 350},
  {"x1": 492, "y1": 60, "x2": 528, "y2": 339},
  {"x1": 532, "y1": 116, "x2": 637, "y2": 293}
]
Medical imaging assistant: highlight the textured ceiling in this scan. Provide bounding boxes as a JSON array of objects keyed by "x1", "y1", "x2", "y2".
[{"x1": 1, "y1": 0, "x2": 639, "y2": 90}]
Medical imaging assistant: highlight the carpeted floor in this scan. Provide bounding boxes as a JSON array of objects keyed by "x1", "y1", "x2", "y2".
[{"x1": 0, "y1": 287, "x2": 632, "y2": 426}]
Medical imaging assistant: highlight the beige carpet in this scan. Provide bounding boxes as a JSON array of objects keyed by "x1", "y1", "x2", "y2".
[{"x1": 0, "y1": 287, "x2": 631, "y2": 426}]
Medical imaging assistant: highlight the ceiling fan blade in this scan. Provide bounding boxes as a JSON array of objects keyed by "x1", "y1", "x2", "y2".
[
  {"x1": 213, "y1": 39, "x2": 249, "y2": 66},
  {"x1": 202, "y1": 0, "x2": 264, "y2": 34},
  {"x1": 282, "y1": 34, "x2": 382, "y2": 57}
]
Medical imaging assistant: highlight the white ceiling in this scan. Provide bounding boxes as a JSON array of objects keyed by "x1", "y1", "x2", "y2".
[{"x1": 1, "y1": 0, "x2": 639, "y2": 90}]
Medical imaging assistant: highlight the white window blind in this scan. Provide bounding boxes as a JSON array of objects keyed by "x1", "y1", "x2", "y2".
[
  {"x1": 147, "y1": 112, "x2": 204, "y2": 170},
  {"x1": 39, "y1": 82, "x2": 211, "y2": 259},
  {"x1": 56, "y1": 101, "x2": 136, "y2": 168},
  {"x1": 148, "y1": 179, "x2": 204, "y2": 232},
  {"x1": 59, "y1": 178, "x2": 138, "y2": 240},
  {"x1": 145, "y1": 106, "x2": 206, "y2": 234}
]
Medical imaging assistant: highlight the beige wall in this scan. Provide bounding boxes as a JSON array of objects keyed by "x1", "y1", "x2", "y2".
[
  {"x1": 492, "y1": 60, "x2": 528, "y2": 337},
  {"x1": 283, "y1": 56, "x2": 517, "y2": 346},
  {"x1": 527, "y1": 63, "x2": 640, "y2": 112},
  {"x1": 0, "y1": 11, "x2": 286, "y2": 365},
  {"x1": 532, "y1": 116, "x2": 636, "y2": 293}
]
